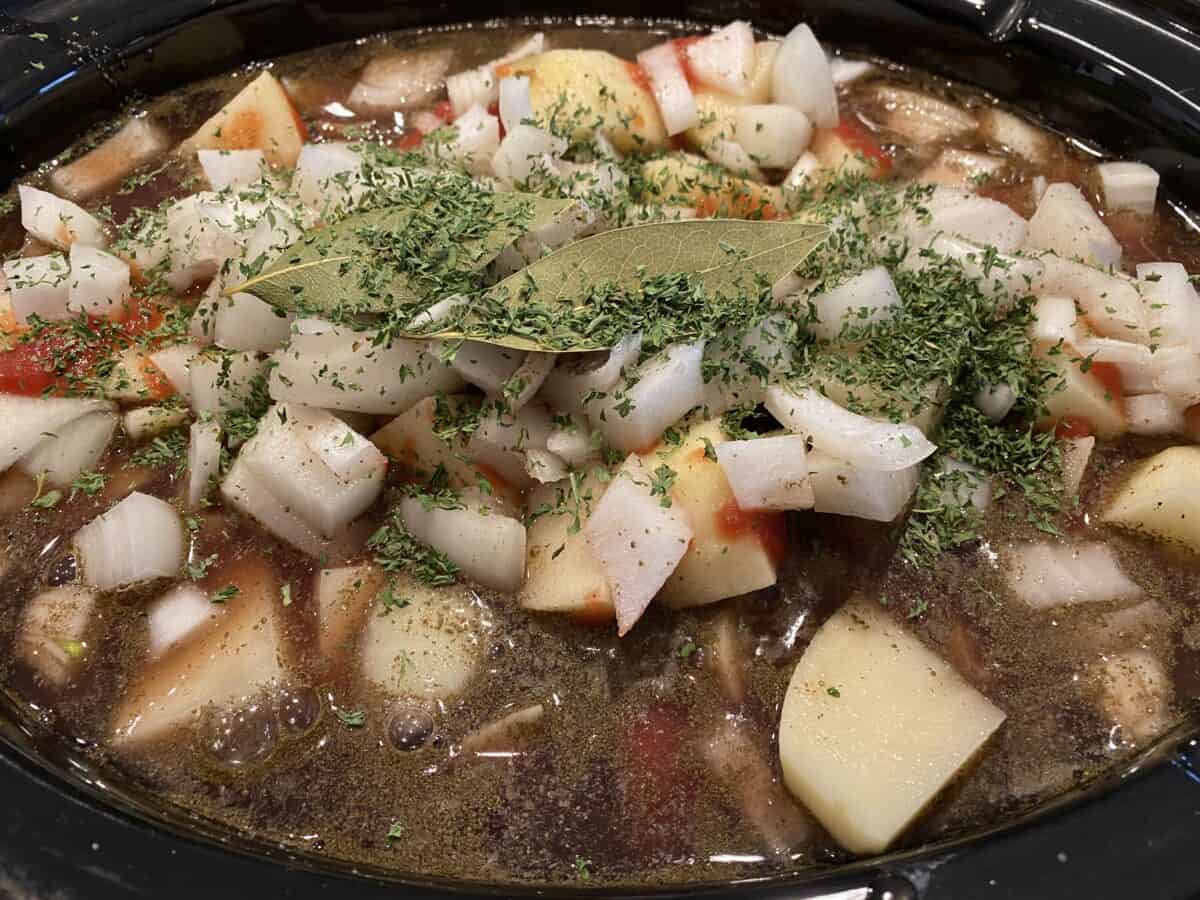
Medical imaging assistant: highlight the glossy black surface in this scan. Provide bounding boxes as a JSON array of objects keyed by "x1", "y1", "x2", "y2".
[{"x1": 0, "y1": 1, "x2": 1199, "y2": 897}]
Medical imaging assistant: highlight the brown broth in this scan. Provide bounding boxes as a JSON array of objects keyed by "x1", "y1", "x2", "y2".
[{"x1": 1, "y1": 21, "x2": 1199, "y2": 889}]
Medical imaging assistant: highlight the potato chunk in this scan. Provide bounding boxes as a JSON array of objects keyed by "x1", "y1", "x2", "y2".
[
  {"x1": 1103, "y1": 446, "x2": 1200, "y2": 553},
  {"x1": 778, "y1": 602, "x2": 1005, "y2": 854},
  {"x1": 641, "y1": 153, "x2": 783, "y2": 219},
  {"x1": 183, "y1": 71, "x2": 307, "y2": 167},
  {"x1": 520, "y1": 468, "x2": 613, "y2": 622},
  {"x1": 650, "y1": 419, "x2": 781, "y2": 608},
  {"x1": 498, "y1": 50, "x2": 666, "y2": 153}
]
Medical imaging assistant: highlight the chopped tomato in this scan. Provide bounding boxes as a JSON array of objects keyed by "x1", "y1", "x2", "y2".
[
  {"x1": 432, "y1": 99, "x2": 454, "y2": 122},
  {"x1": 715, "y1": 498, "x2": 787, "y2": 566},
  {"x1": 394, "y1": 127, "x2": 424, "y2": 151},
  {"x1": 671, "y1": 36, "x2": 703, "y2": 87},
  {"x1": 1055, "y1": 416, "x2": 1093, "y2": 439},
  {"x1": 624, "y1": 60, "x2": 653, "y2": 95},
  {"x1": 1089, "y1": 360, "x2": 1125, "y2": 403},
  {"x1": 621, "y1": 703, "x2": 695, "y2": 859},
  {"x1": 832, "y1": 119, "x2": 892, "y2": 174},
  {"x1": 487, "y1": 100, "x2": 505, "y2": 139}
]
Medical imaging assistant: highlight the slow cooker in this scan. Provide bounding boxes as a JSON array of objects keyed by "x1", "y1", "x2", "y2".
[{"x1": 1, "y1": 1, "x2": 1199, "y2": 897}]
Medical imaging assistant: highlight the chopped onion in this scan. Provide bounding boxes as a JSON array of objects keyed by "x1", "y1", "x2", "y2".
[
  {"x1": 73, "y1": 492, "x2": 186, "y2": 590},
  {"x1": 242, "y1": 403, "x2": 386, "y2": 539},
  {"x1": 765, "y1": 385, "x2": 936, "y2": 471},
  {"x1": 637, "y1": 42, "x2": 699, "y2": 136},
  {"x1": 686, "y1": 22, "x2": 756, "y2": 97},
  {"x1": 18, "y1": 184, "x2": 107, "y2": 249},
  {"x1": 545, "y1": 416, "x2": 595, "y2": 467},
  {"x1": 584, "y1": 454, "x2": 694, "y2": 636},
  {"x1": 147, "y1": 584, "x2": 218, "y2": 659},
  {"x1": 1150, "y1": 345, "x2": 1200, "y2": 406},
  {"x1": 213, "y1": 291, "x2": 293, "y2": 353},
  {"x1": 829, "y1": 57, "x2": 873, "y2": 85},
  {"x1": 269, "y1": 318, "x2": 464, "y2": 415},
  {"x1": 467, "y1": 402, "x2": 553, "y2": 488},
  {"x1": 704, "y1": 138, "x2": 763, "y2": 181},
  {"x1": 590, "y1": 340, "x2": 706, "y2": 453},
  {"x1": 1025, "y1": 182, "x2": 1122, "y2": 268},
  {"x1": 903, "y1": 187, "x2": 1028, "y2": 255},
  {"x1": 400, "y1": 494, "x2": 526, "y2": 592},
  {"x1": 66, "y1": 243, "x2": 131, "y2": 317},
  {"x1": 447, "y1": 67, "x2": 498, "y2": 120},
  {"x1": 0, "y1": 395, "x2": 115, "y2": 473},
  {"x1": 974, "y1": 382, "x2": 1017, "y2": 423},
  {"x1": 806, "y1": 451, "x2": 920, "y2": 521},
  {"x1": 702, "y1": 314, "x2": 795, "y2": 414},
  {"x1": 522, "y1": 448, "x2": 568, "y2": 484},
  {"x1": 1006, "y1": 541, "x2": 1143, "y2": 609},
  {"x1": 716, "y1": 435, "x2": 814, "y2": 511},
  {"x1": 4, "y1": 254, "x2": 70, "y2": 323},
  {"x1": 734, "y1": 104, "x2": 813, "y2": 169},
  {"x1": 198, "y1": 148, "x2": 268, "y2": 191},
  {"x1": 1137, "y1": 262, "x2": 1200, "y2": 351},
  {"x1": 123, "y1": 405, "x2": 190, "y2": 442},
  {"x1": 1097, "y1": 161, "x2": 1158, "y2": 216},
  {"x1": 540, "y1": 333, "x2": 643, "y2": 414},
  {"x1": 443, "y1": 105, "x2": 502, "y2": 175},
  {"x1": 1125, "y1": 393, "x2": 1185, "y2": 436},
  {"x1": 807, "y1": 266, "x2": 901, "y2": 342},
  {"x1": 920, "y1": 235, "x2": 1044, "y2": 310},
  {"x1": 452, "y1": 342, "x2": 524, "y2": 395},
  {"x1": 783, "y1": 151, "x2": 820, "y2": 190},
  {"x1": 505, "y1": 352, "x2": 555, "y2": 411},
  {"x1": 187, "y1": 420, "x2": 222, "y2": 509},
  {"x1": 1061, "y1": 435, "x2": 1095, "y2": 496},
  {"x1": 491, "y1": 125, "x2": 566, "y2": 185},
  {"x1": 1076, "y1": 336, "x2": 1155, "y2": 395},
  {"x1": 18, "y1": 411, "x2": 117, "y2": 487},
  {"x1": 1029, "y1": 294, "x2": 1082, "y2": 346},
  {"x1": 188, "y1": 349, "x2": 267, "y2": 419},
  {"x1": 771, "y1": 24, "x2": 838, "y2": 128},
  {"x1": 1035, "y1": 256, "x2": 1147, "y2": 343},
  {"x1": 148, "y1": 343, "x2": 200, "y2": 402},
  {"x1": 221, "y1": 455, "x2": 328, "y2": 557},
  {"x1": 291, "y1": 142, "x2": 367, "y2": 215},
  {"x1": 498, "y1": 75, "x2": 534, "y2": 133}
]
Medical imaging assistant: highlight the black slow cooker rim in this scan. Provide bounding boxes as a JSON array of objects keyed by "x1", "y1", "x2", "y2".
[{"x1": 1, "y1": 0, "x2": 1200, "y2": 896}]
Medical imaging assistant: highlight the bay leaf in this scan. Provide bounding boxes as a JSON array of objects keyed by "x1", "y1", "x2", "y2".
[
  {"x1": 230, "y1": 190, "x2": 574, "y2": 316},
  {"x1": 415, "y1": 218, "x2": 829, "y2": 352}
]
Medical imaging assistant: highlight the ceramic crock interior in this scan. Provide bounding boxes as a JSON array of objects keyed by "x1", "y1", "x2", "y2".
[{"x1": 0, "y1": 0, "x2": 1198, "y2": 893}]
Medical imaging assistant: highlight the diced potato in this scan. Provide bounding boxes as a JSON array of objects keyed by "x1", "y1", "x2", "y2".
[
  {"x1": 520, "y1": 469, "x2": 614, "y2": 622},
  {"x1": 123, "y1": 404, "x2": 190, "y2": 442},
  {"x1": 498, "y1": 50, "x2": 667, "y2": 153},
  {"x1": 110, "y1": 556, "x2": 288, "y2": 745},
  {"x1": 360, "y1": 574, "x2": 486, "y2": 700},
  {"x1": 1095, "y1": 649, "x2": 1171, "y2": 743},
  {"x1": 18, "y1": 585, "x2": 97, "y2": 686},
  {"x1": 315, "y1": 563, "x2": 384, "y2": 669},
  {"x1": 1035, "y1": 341, "x2": 1126, "y2": 439},
  {"x1": 51, "y1": 117, "x2": 170, "y2": 201},
  {"x1": 1061, "y1": 435, "x2": 1095, "y2": 496},
  {"x1": 808, "y1": 126, "x2": 886, "y2": 179},
  {"x1": 370, "y1": 396, "x2": 522, "y2": 516},
  {"x1": 183, "y1": 71, "x2": 307, "y2": 168},
  {"x1": 641, "y1": 153, "x2": 783, "y2": 219},
  {"x1": 1103, "y1": 446, "x2": 1200, "y2": 553},
  {"x1": 104, "y1": 346, "x2": 174, "y2": 403},
  {"x1": 778, "y1": 602, "x2": 1006, "y2": 854},
  {"x1": 650, "y1": 420, "x2": 781, "y2": 608}
]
